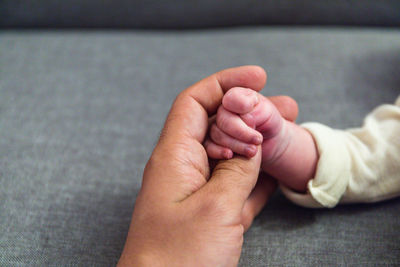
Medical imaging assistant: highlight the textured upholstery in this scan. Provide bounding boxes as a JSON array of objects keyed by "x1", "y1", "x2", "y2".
[{"x1": 1, "y1": 28, "x2": 399, "y2": 266}]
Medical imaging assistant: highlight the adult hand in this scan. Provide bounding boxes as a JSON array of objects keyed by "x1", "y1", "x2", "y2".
[{"x1": 118, "y1": 66, "x2": 298, "y2": 267}]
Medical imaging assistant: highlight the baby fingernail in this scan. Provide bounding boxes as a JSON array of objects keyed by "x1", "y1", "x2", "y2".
[
  {"x1": 223, "y1": 150, "x2": 233, "y2": 159},
  {"x1": 252, "y1": 134, "x2": 263, "y2": 144},
  {"x1": 245, "y1": 145, "x2": 257, "y2": 156}
]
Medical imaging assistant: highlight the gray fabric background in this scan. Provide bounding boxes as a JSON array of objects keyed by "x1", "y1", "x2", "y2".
[
  {"x1": 1, "y1": 28, "x2": 400, "y2": 266},
  {"x1": 1, "y1": 0, "x2": 400, "y2": 28}
]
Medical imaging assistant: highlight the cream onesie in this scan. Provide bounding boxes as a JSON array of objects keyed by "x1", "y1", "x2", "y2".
[{"x1": 282, "y1": 96, "x2": 400, "y2": 208}]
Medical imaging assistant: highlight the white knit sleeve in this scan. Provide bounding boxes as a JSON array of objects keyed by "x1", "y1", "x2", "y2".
[{"x1": 281, "y1": 96, "x2": 400, "y2": 208}]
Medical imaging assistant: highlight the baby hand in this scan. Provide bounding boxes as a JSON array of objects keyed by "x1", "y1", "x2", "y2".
[
  {"x1": 205, "y1": 87, "x2": 316, "y2": 192},
  {"x1": 205, "y1": 87, "x2": 266, "y2": 159}
]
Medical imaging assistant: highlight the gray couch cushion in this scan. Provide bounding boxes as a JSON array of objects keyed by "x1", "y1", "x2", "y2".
[
  {"x1": 1, "y1": 1, "x2": 400, "y2": 28},
  {"x1": 0, "y1": 28, "x2": 399, "y2": 266}
]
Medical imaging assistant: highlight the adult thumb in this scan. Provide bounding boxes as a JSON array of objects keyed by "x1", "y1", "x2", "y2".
[{"x1": 197, "y1": 146, "x2": 262, "y2": 211}]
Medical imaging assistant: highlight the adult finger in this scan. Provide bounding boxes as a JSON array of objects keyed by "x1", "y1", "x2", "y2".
[
  {"x1": 268, "y1": 95, "x2": 299, "y2": 122},
  {"x1": 241, "y1": 173, "x2": 277, "y2": 231}
]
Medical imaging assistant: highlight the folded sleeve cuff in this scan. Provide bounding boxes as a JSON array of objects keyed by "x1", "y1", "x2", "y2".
[
  {"x1": 280, "y1": 183, "x2": 323, "y2": 208},
  {"x1": 280, "y1": 122, "x2": 352, "y2": 208}
]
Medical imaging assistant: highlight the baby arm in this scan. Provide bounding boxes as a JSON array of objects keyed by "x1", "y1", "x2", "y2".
[{"x1": 205, "y1": 87, "x2": 319, "y2": 192}]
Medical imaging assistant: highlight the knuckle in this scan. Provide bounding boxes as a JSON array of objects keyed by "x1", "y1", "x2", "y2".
[
  {"x1": 214, "y1": 160, "x2": 253, "y2": 178},
  {"x1": 216, "y1": 112, "x2": 229, "y2": 131},
  {"x1": 234, "y1": 161, "x2": 254, "y2": 177},
  {"x1": 206, "y1": 195, "x2": 230, "y2": 215},
  {"x1": 232, "y1": 140, "x2": 246, "y2": 155},
  {"x1": 196, "y1": 191, "x2": 232, "y2": 218},
  {"x1": 224, "y1": 88, "x2": 251, "y2": 114},
  {"x1": 236, "y1": 101, "x2": 248, "y2": 113},
  {"x1": 232, "y1": 127, "x2": 251, "y2": 143}
]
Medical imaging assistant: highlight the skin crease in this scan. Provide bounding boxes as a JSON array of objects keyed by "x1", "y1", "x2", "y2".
[
  {"x1": 206, "y1": 87, "x2": 319, "y2": 192},
  {"x1": 118, "y1": 66, "x2": 300, "y2": 267}
]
